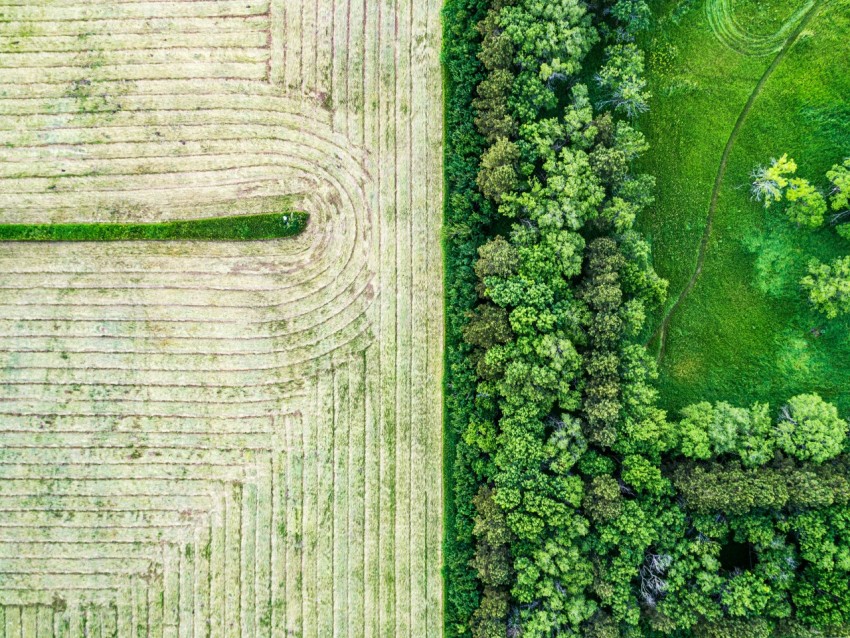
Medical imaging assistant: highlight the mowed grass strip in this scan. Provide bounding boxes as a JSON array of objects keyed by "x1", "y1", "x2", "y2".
[{"x1": 0, "y1": 211, "x2": 308, "y2": 242}]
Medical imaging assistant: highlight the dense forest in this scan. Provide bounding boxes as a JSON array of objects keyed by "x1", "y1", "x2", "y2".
[{"x1": 443, "y1": 1, "x2": 850, "y2": 636}]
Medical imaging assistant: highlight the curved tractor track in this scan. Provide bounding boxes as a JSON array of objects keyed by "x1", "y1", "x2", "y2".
[
  {"x1": 649, "y1": 0, "x2": 827, "y2": 363},
  {"x1": 0, "y1": 0, "x2": 445, "y2": 636},
  {"x1": 706, "y1": 0, "x2": 816, "y2": 56}
]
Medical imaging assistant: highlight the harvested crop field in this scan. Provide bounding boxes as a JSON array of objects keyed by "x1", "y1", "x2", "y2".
[{"x1": 0, "y1": 0, "x2": 444, "y2": 636}]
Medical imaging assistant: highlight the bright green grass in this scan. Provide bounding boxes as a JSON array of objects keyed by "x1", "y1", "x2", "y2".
[
  {"x1": 736, "y1": 0, "x2": 808, "y2": 32},
  {"x1": 637, "y1": 0, "x2": 850, "y2": 414},
  {"x1": 0, "y1": 212, "x2": 308, "y2": 242}
]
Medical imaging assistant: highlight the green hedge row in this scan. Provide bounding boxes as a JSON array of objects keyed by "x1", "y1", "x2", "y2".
[
  {"x1": 442, "y1": 0, "x2": 492, "y2": 635},
  {"x1": 0, "y1": 212, "x2": 308, "y2": 242}
]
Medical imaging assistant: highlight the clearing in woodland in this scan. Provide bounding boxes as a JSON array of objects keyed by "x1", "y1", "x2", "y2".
[
  {"x1": 0, "y1": 0, "x2": 444, "y2": 636},
  {"x1": 638, "y1": 0, "x2": 850, "y2": 413}
]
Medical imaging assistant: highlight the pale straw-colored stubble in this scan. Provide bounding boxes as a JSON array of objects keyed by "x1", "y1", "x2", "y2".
[{"x1": 0, "y1": 0, "x2": 443, "y2": 635}]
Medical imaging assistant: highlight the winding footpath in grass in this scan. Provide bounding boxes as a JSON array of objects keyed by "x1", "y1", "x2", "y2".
[{"x1": 649, "y1": 0, "x2": 828, "y2": 363}]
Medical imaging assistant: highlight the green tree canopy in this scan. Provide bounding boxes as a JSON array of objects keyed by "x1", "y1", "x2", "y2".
[
  {"x1": 785, "y1": 177, "x2": 827, "y2": 228},
  {"x1": 751, "y1": 154, "x2": 797, "y2": 207},
  {"x1": 777, "y1": 394, "x2": 847, "y2": 463},
  {"x1": 801, "y1": 257, "x2": 850, "y2": 319}
]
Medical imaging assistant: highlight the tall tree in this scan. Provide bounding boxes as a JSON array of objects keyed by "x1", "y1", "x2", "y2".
[
  {"x1": 827, "y1": 158, "x2": 850, "y2": 222},
  {"x1": 801, "y1": 256, "x2": 850, "y2": 319},
  {"x1": 777, "y1": 394, "x2": 847, "y2": 463},
  {"x1": 785, "y1": 177, "x2": 827, "y2": 228},
  {"x1": 751, "y1": 154, "x2": 797, "y2": 206},
  {"x1": 595, "y1": 43, "x2": 650, "y2": 118}
]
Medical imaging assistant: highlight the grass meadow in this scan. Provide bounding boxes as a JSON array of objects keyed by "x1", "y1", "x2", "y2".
[{"x1": 638, "y1": 0, "x2": 850, "y2": 414}]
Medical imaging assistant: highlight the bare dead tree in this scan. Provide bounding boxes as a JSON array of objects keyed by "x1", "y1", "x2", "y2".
[
  {"x1": 779, "y1": 404, "x2": 797, "y2": 425},
  {"x1": 639, "y1": 553, "x2": 673, "y2": 607}
]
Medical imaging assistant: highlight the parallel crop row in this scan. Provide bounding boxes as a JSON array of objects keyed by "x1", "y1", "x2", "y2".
[{"x1": 0, "y1": 0, "x2": 445, "y2": 635}]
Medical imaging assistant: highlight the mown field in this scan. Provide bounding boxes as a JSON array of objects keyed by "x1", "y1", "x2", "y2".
[
  {"x1": 638, "y1": 0, "x2": 850, "y2": 413},
  {"x1": 0, "y1": 0, "x2": 444, "y2": 636}
]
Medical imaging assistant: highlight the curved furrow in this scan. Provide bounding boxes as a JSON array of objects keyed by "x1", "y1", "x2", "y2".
[
  {"x1": 0, "y1": 0, "x2": 444, "y2": 634},
  {"x1": 706, "y1": 0, "x2": 815, "y2": 56}
]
